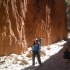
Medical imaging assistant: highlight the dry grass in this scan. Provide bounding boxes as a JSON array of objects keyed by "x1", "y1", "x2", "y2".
[
  {"x1": 47, "y1": 47, "x2": 51, "y2": 50},
  {"x1": 26, "y1": 51, "x2": 33, "y2": 57},
  {"x1": 40, "y1": 50, "x2": 46, "y2": 56},
  {"x1": 21, "y1": 60, "x2": 29, "y2": 65}
]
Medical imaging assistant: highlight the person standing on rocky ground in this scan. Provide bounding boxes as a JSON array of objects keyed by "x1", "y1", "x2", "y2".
[{"x1": 32, "y1": 38, "x2": 43, "y2": 66}]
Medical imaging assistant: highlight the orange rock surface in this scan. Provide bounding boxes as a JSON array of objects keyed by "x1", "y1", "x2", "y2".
[{"x1": 0, "y1": 0, "x2": 67, "y2": 55}]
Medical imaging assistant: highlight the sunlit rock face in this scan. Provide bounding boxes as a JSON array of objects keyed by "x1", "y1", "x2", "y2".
[
  {"x1": 0, "y1": 0, "x2": 67, "y2": 55},
  {"x1": 0, "y1": 0, "x2": 28, "y2": 55}
]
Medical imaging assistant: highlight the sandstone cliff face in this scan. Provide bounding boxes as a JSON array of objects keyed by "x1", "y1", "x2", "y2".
[
  {"x1": 0, "y1": 0, "x2": 67, "y2": 55},
  {"x1": 25, "y1": 0, "x2": 67, "y2": 46},
  {"x1": 0, "y1": 0, "x2": 28, "y2": 55}
]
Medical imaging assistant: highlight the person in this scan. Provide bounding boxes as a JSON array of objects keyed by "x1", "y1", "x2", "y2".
[
  {"x1": 63, "y1": 48, "x2": 70, "y2": 59},
  {"x1": 32, "y1": 38, "x2": 42, "y2": 66}
]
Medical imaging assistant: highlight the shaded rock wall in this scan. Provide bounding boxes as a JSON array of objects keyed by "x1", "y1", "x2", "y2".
[{"x1": 0, "y1": 0, "x2": 67, "y2": 55}]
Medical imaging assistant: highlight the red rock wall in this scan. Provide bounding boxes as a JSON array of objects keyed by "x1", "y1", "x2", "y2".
[
  {"x1": 25, "y1": 0, "x2": 68, "y2": 46},
  {"x1": 0, "y1": 0, "x2": 28, "y2": 55},
  {"x1": 0, "y1": 0, "x2": 67, "y2": 55}
]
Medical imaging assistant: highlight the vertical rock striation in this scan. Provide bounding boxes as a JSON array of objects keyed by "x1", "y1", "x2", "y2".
[{"x1": 0, "y1": 0, "x2": 67, "y2": 55}]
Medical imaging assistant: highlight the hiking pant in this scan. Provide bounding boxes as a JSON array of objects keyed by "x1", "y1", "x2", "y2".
[{"x1": 32, "y1": 51, "x2": 42, "y2": 65}]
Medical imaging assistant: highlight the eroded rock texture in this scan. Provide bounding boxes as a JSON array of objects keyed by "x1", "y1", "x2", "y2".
[
  {"x1": 25, "y1": 0, "x2": 68, "y2": 46},
  {"x1": 0, "y1": 0, "x2": 67, "y2": 55}
]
